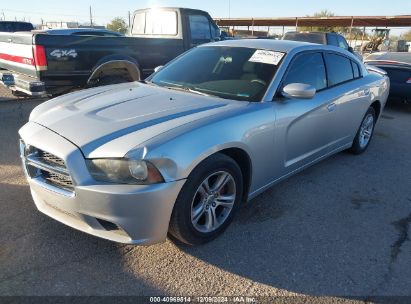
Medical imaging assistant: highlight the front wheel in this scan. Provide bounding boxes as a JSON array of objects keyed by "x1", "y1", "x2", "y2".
[
  {"x1": 349, "y1": 107, "x2": 376, "y2": 154},
  {"x1": 168, "y1": 153, "x2": 243, "y2": 245}
]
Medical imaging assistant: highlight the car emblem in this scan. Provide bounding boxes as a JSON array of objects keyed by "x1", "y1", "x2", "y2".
[{"x1": 50, "y1": 49, "x2": 78, "y2": 59}]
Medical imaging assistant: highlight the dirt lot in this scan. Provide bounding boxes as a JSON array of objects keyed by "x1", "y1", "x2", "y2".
[{"x1": 0, "y1": 85, "x2": 410, "y2": 301}]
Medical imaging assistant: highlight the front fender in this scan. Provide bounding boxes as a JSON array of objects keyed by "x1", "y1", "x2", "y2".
[{"x1": 137, "y1": 103, "x2": 276, "y2": 194}]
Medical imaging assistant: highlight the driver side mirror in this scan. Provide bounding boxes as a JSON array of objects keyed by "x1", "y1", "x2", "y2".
[
  {"x1": 348, "y1": 46, "x2": 354, "y2": 53},
  {"x1": 282, "y1": 83, "x2": 316, "y2": 99},
  {"x1": 154, "y1": 66, "x2": 164, "y2": 73}
]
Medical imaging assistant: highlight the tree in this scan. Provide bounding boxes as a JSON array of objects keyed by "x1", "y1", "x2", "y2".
[
  {"x1": 403, "y1": 30, "x2": 411, "y2": 41},
  {"x1": 107, "y1": 17, "x2": 128, "y2": 34},
  {"x1": 300, "y1": 10, "x2": 366, "y2": 39},
  {"x1": 300, "y1": 10, "x2": 336, "y2": 32}
]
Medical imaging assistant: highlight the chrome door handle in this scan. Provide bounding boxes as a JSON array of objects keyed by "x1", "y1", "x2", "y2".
[{"x1": 327, "y1": 103, "x2": 337, "y2": 112}]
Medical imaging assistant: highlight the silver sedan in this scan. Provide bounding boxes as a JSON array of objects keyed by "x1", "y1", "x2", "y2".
[{"x1": 19, "y1": 39, "x2": 390, "y2": 245}]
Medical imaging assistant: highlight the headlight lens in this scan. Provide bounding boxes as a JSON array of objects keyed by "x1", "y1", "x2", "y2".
[{"x1": 86, "y1": 159, "x2": 164, "y2": 184}]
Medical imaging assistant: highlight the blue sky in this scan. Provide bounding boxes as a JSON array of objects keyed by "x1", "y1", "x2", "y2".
[{"x1": 2, "y1": 0, "x2": 411, "y2": 35}]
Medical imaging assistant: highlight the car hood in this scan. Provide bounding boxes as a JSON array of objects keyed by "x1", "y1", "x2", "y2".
[{"x1": 30, "y1": 82, "x2": 244, "y2": 158}]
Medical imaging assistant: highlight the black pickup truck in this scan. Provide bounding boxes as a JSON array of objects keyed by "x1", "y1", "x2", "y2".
[{"x1": 0, "y1": 8, "x2": 221, "y2": 96}]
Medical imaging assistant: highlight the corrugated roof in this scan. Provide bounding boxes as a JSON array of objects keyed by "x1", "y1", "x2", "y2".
[{"x1": 214, "y1": 16, "x2": 411, "y2": 27}]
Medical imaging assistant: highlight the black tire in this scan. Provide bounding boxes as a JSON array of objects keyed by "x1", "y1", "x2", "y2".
[
  {"x1": 169, "y1": 153, "x2": 243, "y2": 246},
  {"x1": 349, "y1": 107, "x2": 376, "y2": 154}
]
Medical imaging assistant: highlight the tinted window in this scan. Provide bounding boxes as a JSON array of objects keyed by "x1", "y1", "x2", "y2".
[
  {"x1": 211, "y1": 23, "x2": 220, "y2": 39},
  {"x1": 327, "y1": 34, "x2": 339, "y2": 47},
  {"x1": 283, "y1": 33, "x2": 326, "y2": 44},
  {"x1": 0, "y1": 22, "x2": 33, "y2": 32},
  {"x1": 132, "y1": 11, "x2": 177, "y2": 35},
  {"x1": 150, "y1": 47, "x2": 282, "y2": 101},
  {"x1": 282, "y1": 52, "x2": 327, "y2": 91},
  {"x1": 189, "y1": 15, "x2": 211, "y2": 40},
  {"x1": 324, "y1": 53, "x2": 354, "y2": 86},
  {"x1": 351, "y1": 61, "x2": 361, "y2": 78},
  {"x1": 337, "y1": 36, "x2": 349, "y2": 50}
]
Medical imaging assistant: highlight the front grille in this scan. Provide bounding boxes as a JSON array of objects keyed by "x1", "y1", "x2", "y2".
[
  {"x1": 38, "y1": 150, "x2": 66, "y2": 168},
  {"x1": 42, "y1": 170, "x2": 74, "y2": 190},
  {"x1": 20, "y1": 140, "x2": 74, "y2": 195}
]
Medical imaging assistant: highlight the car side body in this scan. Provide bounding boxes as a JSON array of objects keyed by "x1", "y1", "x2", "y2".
[{"x1": 19, "y1": 40, "x2": 390, "y2": 245}]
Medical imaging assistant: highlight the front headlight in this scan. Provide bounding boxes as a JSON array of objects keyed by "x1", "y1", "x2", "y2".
[{"x1": 86, "y1": 159, "x2": 164, "y2": 185}]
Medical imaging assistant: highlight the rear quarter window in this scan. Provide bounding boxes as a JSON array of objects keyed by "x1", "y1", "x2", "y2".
[{"x1": 351, "y1": 61, "x2": 361, "y2": 78}]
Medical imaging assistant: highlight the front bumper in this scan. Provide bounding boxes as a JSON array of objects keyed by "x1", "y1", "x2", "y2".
[
  {"x1": 0, "y1": 71, "x2": 46, "y2": 96},
  {"x1": 19, "y1": 122, "x2": 186, "y2": 245}
]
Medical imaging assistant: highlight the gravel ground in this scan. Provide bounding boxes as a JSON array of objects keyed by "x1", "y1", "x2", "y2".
[{"x1": 0, "y1": 85, "x2": 410, "y2": 302}]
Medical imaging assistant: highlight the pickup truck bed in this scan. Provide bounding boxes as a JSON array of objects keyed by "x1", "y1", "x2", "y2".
[{"x1": 0, "y1": 7, "x2": 221, "y2": 96}]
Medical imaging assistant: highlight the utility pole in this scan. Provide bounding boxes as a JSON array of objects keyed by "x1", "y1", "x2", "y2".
[
  {"x1": 89, "y1": 6, "x2": 93, "y2": 27},
  {"x1": 228, "y1": 0, "x2": 231, "y2": 19},
  {"x1": 128, "y1": 11, "x2": 131, "y2": 28}
]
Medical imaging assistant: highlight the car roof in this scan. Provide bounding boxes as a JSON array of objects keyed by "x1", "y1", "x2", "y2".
[{"x1": 201, "y1": 39, "x2": 342, "y2": 53}]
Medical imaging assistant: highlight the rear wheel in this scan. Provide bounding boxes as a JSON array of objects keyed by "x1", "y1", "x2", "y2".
[
  {"x1": 96, "y1": 75, "x2": 129, "y2": 87},
  {"x1": 349, "y1": 107, "x2": 376, "y2": 154},
  {"x1": 169, "y1": 153, "x2": 243, "y2": 245}
]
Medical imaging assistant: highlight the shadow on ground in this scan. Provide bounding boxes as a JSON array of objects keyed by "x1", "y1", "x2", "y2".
[{"x1": 0, "y1": 97, "x2": 410, "y2": 297}]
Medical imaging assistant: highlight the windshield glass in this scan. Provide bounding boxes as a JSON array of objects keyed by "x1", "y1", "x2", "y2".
[
  {"x1": 283, "y1": 33, "x2": 326, "y2": 44},
  {"x1": 149, "y1": 46, "x2": 284, "y2": 101}
]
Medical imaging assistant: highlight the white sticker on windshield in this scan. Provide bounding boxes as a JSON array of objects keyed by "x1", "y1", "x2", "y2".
[{"x1": 249, "y1": 50, "x2": 284, "y2": 65}]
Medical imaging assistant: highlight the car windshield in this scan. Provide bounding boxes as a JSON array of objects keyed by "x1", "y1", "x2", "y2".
[{"x1": 149, "y1": 46, "x2": 285, "y2": 101}]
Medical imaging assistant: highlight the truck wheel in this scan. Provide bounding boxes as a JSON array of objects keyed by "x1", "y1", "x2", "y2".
[
  {"x1": 11, "y1": 90, "x2": 30, "y2": 98},
  {"x1": 96, "y1": 76, "x2": 129, "y2": 87},
  {"x1": 168, "y1": 153, "x2": 243, "y2": 246}
]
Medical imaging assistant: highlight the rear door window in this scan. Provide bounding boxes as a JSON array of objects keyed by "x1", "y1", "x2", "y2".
[
  {"x1": 282, "y1": 52, "x2": 327, "y2": 91},
  {"x1": 324, "y1": 53, "x2": 354, "y2": 86}
]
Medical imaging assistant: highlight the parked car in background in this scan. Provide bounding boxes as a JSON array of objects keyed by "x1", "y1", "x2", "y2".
[
  {"x1": 283, "y1": 31, "x2": 362, "y2": 60},
  {"x1": 0, "y1": 7, "x2": 221, "y2": 96},
  {"x1": 365, "y1": 52, "x2": 411, "y2": 103},
  {"x1": 36, "y1": 28, "x2": 124, "y2": 37},
  {"x1": 0, "y1": 21, "x2": 34, "y2": 33},
  {"x1": 19, "y1": 40, "x2": 389, "y2": 245}
]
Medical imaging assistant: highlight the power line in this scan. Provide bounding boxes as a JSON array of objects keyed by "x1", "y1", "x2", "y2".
[{"x1": 1, "y1": 8, "x2": 118, "y2": 19}]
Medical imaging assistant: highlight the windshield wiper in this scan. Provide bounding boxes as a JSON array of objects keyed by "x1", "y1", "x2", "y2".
[{"x1": 164, "y1": 85, "x2": 211, "y2": 97}]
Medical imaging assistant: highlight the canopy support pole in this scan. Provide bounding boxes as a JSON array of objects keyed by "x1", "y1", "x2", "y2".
[{"x1": 349, "y1": 16, "x2": 354, "y2": 46}]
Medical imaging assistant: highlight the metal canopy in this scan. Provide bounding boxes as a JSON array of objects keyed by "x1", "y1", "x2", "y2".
[{"x1": 214, "y1": 15, "x2": 411, "y2": 28}]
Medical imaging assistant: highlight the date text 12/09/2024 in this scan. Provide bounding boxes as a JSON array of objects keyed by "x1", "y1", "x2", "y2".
[{"x1": 149, "y1": 296, "x2": 257, "y2": 303}]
